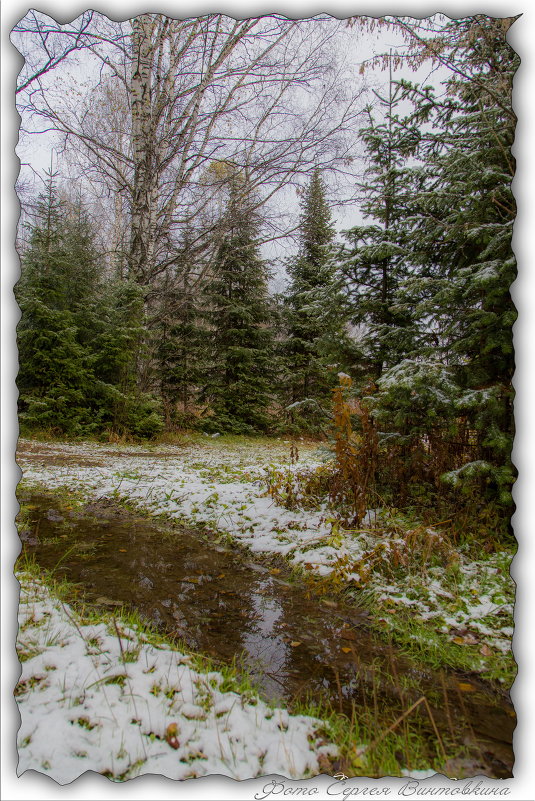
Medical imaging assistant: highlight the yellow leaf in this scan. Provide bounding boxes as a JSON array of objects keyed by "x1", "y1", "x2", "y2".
[
  {"x1": 290, "y1": 641, "x2": 302, "y2": 647},
  {"x1": 457, "y1": 682, "x2": 476, "y2": 692},
  {"x1": 341, "y1": 647, "x2": 352, "y2": 654},
  {"x1": 165, "y1": 722, "x2": 180, "y2": 749},
  {"x1": 452, "y1": 633, "x2": 478, "y2": 645},
  {"x1": 119, "y1": 548, "x2": 127, "y2": 553},
  {"x1": 270, "y1": 569, "x2": 281, "y2": 575}
]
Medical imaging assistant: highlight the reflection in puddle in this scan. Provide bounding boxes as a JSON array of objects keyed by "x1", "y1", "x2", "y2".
[{"x1": 18, "y1": 494, "x2": 515, "y2": 777}]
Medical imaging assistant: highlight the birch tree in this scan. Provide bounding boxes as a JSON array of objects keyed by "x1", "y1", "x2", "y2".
[
  {"x1": 129, "y1": 14, "x2": 158, "y2": 283},
  {"x1": 14, "y1": 12, "x2": 366, "y2": 290}
]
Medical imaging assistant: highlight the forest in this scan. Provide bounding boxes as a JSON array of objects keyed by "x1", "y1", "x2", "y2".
[{"x1": 13, "y1": 12, "x2": 518, "y2": 786}]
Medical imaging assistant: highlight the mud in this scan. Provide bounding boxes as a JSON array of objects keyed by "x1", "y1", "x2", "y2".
[{"x1": 17, "y1": 492, "x2": 515, "y2": 778}]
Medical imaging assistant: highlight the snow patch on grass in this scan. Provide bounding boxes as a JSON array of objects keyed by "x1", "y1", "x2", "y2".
[
  {"x1": 18, "y1": 438, "x2": 514, "y2": 668},
  {"x1": 16, "y1": 573, "x2": 337, "y2": 783}
]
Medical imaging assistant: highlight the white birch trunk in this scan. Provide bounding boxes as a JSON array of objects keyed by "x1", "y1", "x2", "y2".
[{"x1": 130, "y1": 14, "x2": 158, "y2": 284}]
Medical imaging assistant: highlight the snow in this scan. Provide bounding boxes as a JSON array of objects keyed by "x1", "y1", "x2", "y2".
[
  {"x1": 17, "y1": 437, "x2": 514, "y2": 664},
  {"x1": 401, "y1": 769, "x2": 438, "y2": 779},
  {"x1": 18, "y1": 439, "x2": 355, "y2": 574},
  {"x1": 16, "y1": 573, "x2": 337, "y2": 783}
]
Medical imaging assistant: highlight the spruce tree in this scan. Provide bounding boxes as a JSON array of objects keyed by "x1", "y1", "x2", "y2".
[
  {"x1": 341, "y1": 81, "x2": 419, "y2": 380},
  {"x1": 201, "y1": 182, "x2": 273, "y2": 434},
  {"x1": 284, "y1": 170, "x2": 346, "y2": 405},
  {"x1": 409, "y1": 18, "x2": 515, "y2": 509},
  {"x1": 370, "y1": 17, "x2": 518, "y2": 514},
  {"x1": 154, "y1": 249, "x2": 206, "y2": 428},
  {"x1": 16, "y1": 174, "x2": 162, "y2": 438},
  {"x1": 17, "y1": 175, "x2": 100, "y2": 434}
]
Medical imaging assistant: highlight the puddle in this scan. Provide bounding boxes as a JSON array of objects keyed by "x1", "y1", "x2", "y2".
[{"x1": 18, "y1": 493, "x2": 514, "y2": 777}]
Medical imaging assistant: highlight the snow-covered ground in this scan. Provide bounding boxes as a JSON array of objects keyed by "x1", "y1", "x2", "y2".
[
  {"x1": 17, "y1": 437, "x2": 514, "y2": 662},
  {"x1": 16, "y1": 573, "x2": 337, "y2": 783},
  {"x1": 18, "y1": 438, "x2": 340, "y2": 571}
]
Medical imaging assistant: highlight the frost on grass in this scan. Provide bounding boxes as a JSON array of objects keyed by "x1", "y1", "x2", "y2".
[{"x1": 16, "y1": 574, "x2": 337, "y2": 783}]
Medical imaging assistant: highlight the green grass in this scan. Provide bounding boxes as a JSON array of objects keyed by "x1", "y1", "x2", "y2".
[
  {"x1": 17, "y1": 439, "x2": 515, "y2": 690},
  {"x1": 370, "y1": 609, "x2": 516, "y2": 688},
  {"x1": 17, "y1": 480, "x2": 89, "y2": 511},
  {"x1": 16, "y1": 561, "x2": 461, "y2": 778},
  {"x1": 291, "y1": 695, "x2": 456, "y2": 778}
]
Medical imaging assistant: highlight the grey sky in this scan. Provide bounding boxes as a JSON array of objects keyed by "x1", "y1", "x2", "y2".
[{"x1": 1, "y1": 3, "x2": 535, "y2": 798}]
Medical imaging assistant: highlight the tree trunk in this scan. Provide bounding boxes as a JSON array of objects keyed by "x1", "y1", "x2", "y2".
[{"x1": 130, "y1": 14, "x2": 158, "y2": 284}]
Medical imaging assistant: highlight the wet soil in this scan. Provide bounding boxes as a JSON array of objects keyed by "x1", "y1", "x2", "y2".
[
  {"x1": 17, "y1": 492, "x2": 515, "y2": 778},
  {"x1": 16, "y1": 441, "x2": 179, "y2": 467}
]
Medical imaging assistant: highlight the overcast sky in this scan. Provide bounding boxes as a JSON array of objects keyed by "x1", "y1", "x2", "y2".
[
  {"x1": 8, "y1": 8, "x2": 454, "y2": 287},
  {"x1": 2, "y1": 4, "x2": 535, "y2": 801}
]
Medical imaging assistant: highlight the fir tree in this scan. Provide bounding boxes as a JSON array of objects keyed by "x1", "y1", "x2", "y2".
[
  {"x1": 201, "y1": 182, "x2": 273, "y2": 433},
  {"x1": 341, "y1": 79, "x2": 419, "y2": 380},
  {"x1": 367, "y1": 17, "x2": 518, "y2": 515},
  {"x1": 16, "y1": 175, "x2": 100, "y2": 434},
  {"x1": 284, "y1": 170, "x2": 346, "y2": 405}
]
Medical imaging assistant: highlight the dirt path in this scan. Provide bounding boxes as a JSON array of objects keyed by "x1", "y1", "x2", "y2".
[{"x1": 18, "y1": 488, "x2": 515, "y2": 778}]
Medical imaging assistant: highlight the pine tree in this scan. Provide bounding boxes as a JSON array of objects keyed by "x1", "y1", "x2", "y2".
[
  {"x1": 284, "y1": 170, "x2": 346, "y2": 406},
  {"x1": 201, "y1": 182, "x2": 273, "y2": 434}
]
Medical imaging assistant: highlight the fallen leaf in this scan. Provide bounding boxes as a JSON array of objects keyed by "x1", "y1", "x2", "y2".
[
  {"x1": 165, "y1": 722, "x2": 180, "y2": 749},
  {"x1": 340, "y1": 629, "x2": 357, "y2": 641},
  {"x1": 118, "y1": 548, "x2": 127, "y2": 553},
  {"x1": 290, "y1": 641, "x2": 302, "y2": 647},
  {"x1": 317, "y1": 753, "x2": 333, "y2": 773},
  {"x1": 186, "y1": 749, "x2": 207, "y2": 760},
  {"x1": 457, "y1": 682, "x2": 476, "y2": 692},
  {"x1": 341, "y1": 647, "x2": 352, "y2": 654},
  {"x1": 351, "y1": 744, "x2": 369, "y2": 770},
  {"x1": 270, "y1": 568, "x2": 281, "y2": 575},
  {"x1": 452, "y1": 633, "x2": 478, "y2": 645},
  {"x1": 480, "y1": 644, "x2": 492, "y2": 657}
]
